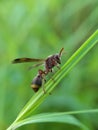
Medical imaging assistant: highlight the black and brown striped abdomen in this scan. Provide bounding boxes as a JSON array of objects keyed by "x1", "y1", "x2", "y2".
[{"x1": 31, "y1": 75, "x2": 42, "y2": 92}]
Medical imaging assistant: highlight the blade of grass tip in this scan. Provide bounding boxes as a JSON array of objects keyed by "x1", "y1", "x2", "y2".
[{"x1": 7, "y1": 30, "x2": 98, "y2": 130}]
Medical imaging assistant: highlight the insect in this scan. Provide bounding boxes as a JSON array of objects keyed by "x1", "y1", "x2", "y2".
[
  {"x1": 12, "y1": 48, "x2": 64, "y2": 74},
  {"x1": 31, "y1": 69, "x2": 46, "y2": 93},
  {"x1": 12, "y1": 48, "x2": 64, "y2": 93}
]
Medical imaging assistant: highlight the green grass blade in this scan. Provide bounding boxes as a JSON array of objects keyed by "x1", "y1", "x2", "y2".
[
  {"x1": 7, "y1": 30, "x2": 98, "y2": 130},
  {"x1": 12, "y1": 113, "x2": 88, "y2": 130},
  {"x1": 7, "y1": 109, "x2": 98, "y2": 130},
  {"x1": 9, "y1": 109, "x2": 98, "y2": 130}
]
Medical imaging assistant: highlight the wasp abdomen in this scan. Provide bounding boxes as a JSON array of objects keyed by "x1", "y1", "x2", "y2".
[
  {"x1": 31, "y1": 75, "x2": 42, "y2": 92},
  {"x1": 31, "y1": 84, "x2": 40, "y2": 92}
]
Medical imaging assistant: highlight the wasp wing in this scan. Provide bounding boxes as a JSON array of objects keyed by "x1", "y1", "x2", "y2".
[
  {"x1": 12, "y1": 58, "x2": 45, "y2": 64},
  {"x1": 28, "y1": 63, "x2": 44, "y2": 70}
]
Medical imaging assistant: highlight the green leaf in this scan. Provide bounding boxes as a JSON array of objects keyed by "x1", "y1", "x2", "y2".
[
  {"x1": 8, "y1": 109, "x2": 98, "y2": 130},
  {"x1": 7, "y1": 30, "x2": 98, "y2": 130},
  {"x1": 11, "y1": 113, "x2": 88, "y2": 130}
]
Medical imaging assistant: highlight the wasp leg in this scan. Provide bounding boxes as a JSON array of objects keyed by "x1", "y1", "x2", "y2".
[
  {"x1": 56, "y1": 65, "x2": 60, "y2": 69},
  {"x1": 42, "y1": 83, "x2": 46, "y2": 94},
  {"x1": 43, "y1": 78, "x2": 46, "y2": 83},
  {"x1": 42, "y1": 77, "x2": 46, "y2": 94},
  {"x1": 51, "y1": 77, "x2": 55, "y2": 83}
]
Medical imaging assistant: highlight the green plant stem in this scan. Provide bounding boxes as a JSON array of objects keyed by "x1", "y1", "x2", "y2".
[{"x1": 7, "y1": 30, "x2": 98, "y2": 130}]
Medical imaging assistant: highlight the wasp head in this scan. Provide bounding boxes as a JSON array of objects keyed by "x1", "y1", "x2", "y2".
[
  {"x1": 54, "y1": 54, "x2": 61, "y2": 64},
  {"x1": 54, "y1": 48, "x2": 64, "y2": 64}
]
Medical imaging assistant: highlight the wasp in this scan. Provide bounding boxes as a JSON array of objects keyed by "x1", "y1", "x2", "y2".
[
  {"x1": 12, "y1": 48, "x2": 64, "y2": 74},
  {"x1": 12, "y1": 48, "x2": 64, "y2": 93}
]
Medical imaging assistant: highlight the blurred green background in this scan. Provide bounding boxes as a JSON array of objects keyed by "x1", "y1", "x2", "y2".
[{"x1": 0, "y1": 0, "x2": 98, "y2": 130}]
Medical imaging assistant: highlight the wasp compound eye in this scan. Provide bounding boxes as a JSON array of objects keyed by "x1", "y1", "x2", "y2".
[{"x1": 54, "y1": 55, "x2": 61, "y2": 64}]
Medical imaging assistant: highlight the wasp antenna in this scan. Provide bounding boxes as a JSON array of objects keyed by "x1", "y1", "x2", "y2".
[{"x1": 59, "y1": 48, "x2": 64, "y2": 57}]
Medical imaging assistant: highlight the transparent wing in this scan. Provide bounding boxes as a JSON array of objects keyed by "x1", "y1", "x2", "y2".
[{"x1": 28, "y1": 63, "x2": 44, "y2": 70}]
